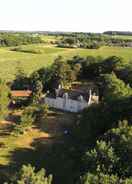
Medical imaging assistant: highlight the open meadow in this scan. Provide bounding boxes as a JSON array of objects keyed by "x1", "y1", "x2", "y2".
[
  {"x1": 0, "y1": 44, "x2": 132, "y2": 81},
  {"x1": 110, "y1": 34, "x2": 132, "y2": 40}
]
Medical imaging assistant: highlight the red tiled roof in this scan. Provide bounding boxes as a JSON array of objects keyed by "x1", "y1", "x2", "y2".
[{"x1": 11, "y1": 90, "x2": 32, "y2": 97}]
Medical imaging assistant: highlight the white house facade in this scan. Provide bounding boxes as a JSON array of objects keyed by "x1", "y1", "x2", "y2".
[
  {"x1": 44, "y1": 96, "x2": 89, "y2": 112},
  {"x1": 44, "y1": 86, "x2": 99, "y2": 112}
]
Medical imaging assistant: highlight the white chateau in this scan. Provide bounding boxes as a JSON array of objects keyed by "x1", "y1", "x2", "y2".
[{"x1": 44, "y1": 83, "x2": 99, "y2": 113}]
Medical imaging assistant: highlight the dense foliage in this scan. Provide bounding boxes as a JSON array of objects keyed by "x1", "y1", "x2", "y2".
[
  {"x1": 57, "y1": 33, "x2": 132, "y2": 49},
  {"x1": 79, "y1": 120, "x2": 132, "y2": 184},
  {"x1": 6, "y1": 164, "x2": 52, "y2": 184},
  {"x1": 13, "y1": 106, "x2": 35, "y2": 135},
  {"x1": 0, "y1": 33, "x2": 42, "y2": 47}
]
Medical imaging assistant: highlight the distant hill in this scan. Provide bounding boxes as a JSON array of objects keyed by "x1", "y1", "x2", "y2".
[
  {"x1": 0, "y1": 30, "x2": 132, "y2": 36},
  {"x1": 104, "y1": 31, "x2": 132, "y2": 36}
]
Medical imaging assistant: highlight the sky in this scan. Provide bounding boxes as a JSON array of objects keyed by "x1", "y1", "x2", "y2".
[{"x1": 0, "y1": 0, "x2": 132, "y2": 32}]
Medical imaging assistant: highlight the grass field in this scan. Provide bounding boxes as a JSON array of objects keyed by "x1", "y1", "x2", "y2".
[
  {"x1": 0, "y1": 44, "x2": 132, "y2": 81},
  {"x1": 41, "y1": 35, "x2": 62, "y2": 43},
  {"x1": 111, "y1": 35, "x2": 132, "y2": 40},
  {"x1": 0, "y1": 110, "x2": 76, "y2": 166}
]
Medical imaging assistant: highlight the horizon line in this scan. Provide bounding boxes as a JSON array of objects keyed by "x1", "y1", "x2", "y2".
[{"x1": 0, "y1": 29, "x2": 132, "y2": 34}]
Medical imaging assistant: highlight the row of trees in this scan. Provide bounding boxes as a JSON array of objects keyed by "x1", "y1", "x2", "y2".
[
  {"x1": 0, "y1": 33, "x2": 42, "y2": 47},
  {"x1": 57, "y1": 33, "x2": 132, "y2": 49},
  {"x1": 68, "y1": 55, "x2": 132, "y2": 87},
  {"x1": 57, "y1": 36, "x2": 102, "y2": 49},
  {"x1": 11, "y1": 56, "x2": 81, "y2": 93},
  {"x1": 11, "y1": 55, "x2": 132, "y2": 96}
]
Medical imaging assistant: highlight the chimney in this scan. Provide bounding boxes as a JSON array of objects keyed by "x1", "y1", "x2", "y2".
[{"x1": 88, "y1": 89, "x2": 92, "y2": 105}]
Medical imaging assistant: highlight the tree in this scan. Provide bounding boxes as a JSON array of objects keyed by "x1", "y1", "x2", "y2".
[
  {"x1": 35, "y1": 104, "x2": 49, "y2": 122},
  {"x1": 9, "y1": 164, "x2": 52, "y2": 184},
  {"x1": 0, "y1": 80, "x2": 10, "y2": 120},
  {"x1": 13, "y1": 106, "x2": 35, "y2": 135},
  {"x1": 82, "y1": 140, "x2": 119, "y2": 175},
  {"x1": 80, "y1": 172, "x2": 120, "y2": 184},
  {"x1": 80, "y1": 172, "x2": 132, "y2": 184},
  {"x1": 102, "y1": 73, "x2": 132, "y2": 102},
  {"x1": 39, "y1": 104, "x2": 49, "y2": 118},
  {"x1": 64, "y1": 37, "x2": 76, "y2": 45},
  {"x1": 101, "y1": 56, "x2": 125, "y2": 74},
  {"x1": 81, "y1": 56, "x2": 99, "y2": 79},
  {"x1": 104, "y1": 120, "x2": 132, "y2": 177},
  {"x1": 33, "y1": 67, "x2": 53, "y2": 91},
  {"x1": 80, "y1": 121, "x2": 132, "y2": 184},
  {"x1": 32, "y1": 80, "x2": 43, "y2": 104},
  {"x1": 12, "y1": 62, "x2": 30, "y2": 90},
  {"x1": 75, "y1": 95, "x2": 132, "y2": 147},
  {"x1": 51, "y1": 56, "x2": 76, "y2": 86}
]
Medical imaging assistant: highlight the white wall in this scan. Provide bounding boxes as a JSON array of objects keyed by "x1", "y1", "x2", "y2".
[{"x1": 44, "y1": 97, "x2": 88, "y2": 112}]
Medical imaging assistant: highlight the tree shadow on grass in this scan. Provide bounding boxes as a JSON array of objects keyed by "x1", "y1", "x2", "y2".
[
  {"x1": 0, "y1": 147, "x2": 35, "y2": 183},
  {"x1": 35, "y1": 110, "x2": 77, "y2": 137},
  {"x1": 1, "y1": 133, "x2": 79, "y2": 184},
  {"x1": 0, "y1": 110, "x2": 79, "y2": 184}
]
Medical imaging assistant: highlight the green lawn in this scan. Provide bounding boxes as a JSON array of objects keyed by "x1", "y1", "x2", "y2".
[{"x1": 0, "y1": 44, "x2": 132, "y2": 81}]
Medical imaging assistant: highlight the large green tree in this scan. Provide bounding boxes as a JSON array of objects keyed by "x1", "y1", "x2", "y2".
[
  {"x1": 102, "y1": 73, "x2": 132, "y2": 102},
  {"x1": 80, "y1": 121, "x2": 132, "y2": 184},
  {"x1": 51, "y1": 56, "x2": 76, "y2": 86},
  {"x1": 32, "y1": 80, "x2": 43, "y2": 104}
]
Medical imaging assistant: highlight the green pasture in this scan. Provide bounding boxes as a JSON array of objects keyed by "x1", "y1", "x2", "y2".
[
  {"x1": 111, "y1": 35, "x2": 132, "y2": 40},
  {"x1": 40, "y1": 35, "x2": 62, "y2": 43},
  {"x1": 0, "y1": 44, "x2": 132, "y2": 81}
]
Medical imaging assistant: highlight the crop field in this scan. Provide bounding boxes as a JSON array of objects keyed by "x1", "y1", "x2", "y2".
[{"x1": 0, "y1": 44, "x2": 132, "y2": 81}]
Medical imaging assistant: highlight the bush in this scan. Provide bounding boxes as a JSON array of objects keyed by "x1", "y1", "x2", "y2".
[
  {"x1": 6, "y1": 164, "x2": 52, "y2": 184},
  {"x1": 12, "y1": 106, "x2": 35, "y2": 136}
]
